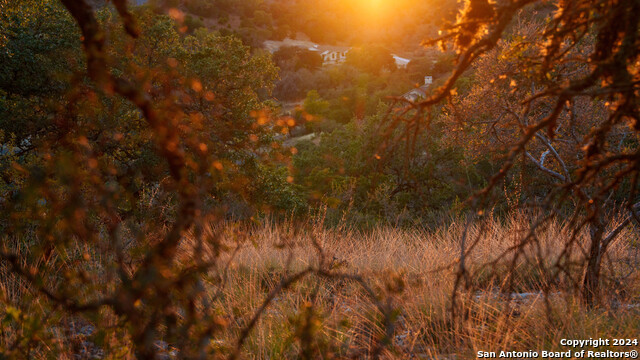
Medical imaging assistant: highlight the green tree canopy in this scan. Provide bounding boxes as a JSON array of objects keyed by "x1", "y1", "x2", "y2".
[{"x1": 346, "y1": 44, "x2": 396, "y2": 74}]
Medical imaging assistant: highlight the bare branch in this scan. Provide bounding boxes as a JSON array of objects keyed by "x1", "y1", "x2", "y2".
[
  {"x1": 601, "y1": 202, "x2": 640, "y2": 251},
  {"x1": 534, "y1": 132, "x2": 571, "y2": 181},
  {"x1": 525, "y1": 151, "x2": 566, "y2": 181}
]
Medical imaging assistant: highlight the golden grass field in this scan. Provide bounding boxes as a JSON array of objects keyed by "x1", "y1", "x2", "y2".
[
  {"x1": 184, "y1": 212, "x2": 640, "y2": 359},
  {"x1": 1, "y1": 212, "x2": 638, "y2": 358}
]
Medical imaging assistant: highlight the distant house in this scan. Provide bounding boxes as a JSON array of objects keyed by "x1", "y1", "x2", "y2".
[
  {"x1": 392, "y1": 54, "x2": 411, "y2": 69},
  {"x1": 402, "y1": 76, "x2": 432, "y2": 101},
  {"x1": 314, "y1": 45, "x2": 350, "y2": 65},
  {"x1": 264, "y1": 39, "x2": 350, "y2": 66},
  {"x1": 264, "y1": 39, "x2": 413, "y2": 68}
]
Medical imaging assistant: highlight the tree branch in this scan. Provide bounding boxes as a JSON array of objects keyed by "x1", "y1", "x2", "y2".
[
  {"x1": 525, "y1": 150, "x2": 566, "y2": 181},
  {"x1": 534, "y1": 132, "x2": 571, "y2": 181},
  {"x1": 600, "y1": 202, "x2": 640, "y2": 251}
]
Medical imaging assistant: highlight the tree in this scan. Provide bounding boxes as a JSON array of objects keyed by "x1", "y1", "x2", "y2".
[
  {"x1": 384, "y1": 0, "x2": 640, "y2": 308},
  {"x1": 183, "y1": 0, "x2": 217, "y2": 18},
  {"x1": 251, "y1": 9, "x2": 273, "y2": 28},
  {"x1": 0, "y1": 1, "x2": 296, "y2": 357},
  {"x1": 0, "y1": 0, "x2": 81, "y2": 144},
  {"x1": 346, "y1": 44, "x2": 396, "y2": 74},
  {"x1": 293, "y1": 106, "x2": 476, "y2": 226},
  {"x1": 406, "y1": 56, "x2": 434, "y2": 82},
  {"x1": 183, "y1": 14, "x2": 204, "y2": 33},
  {"x1": 444, "y1": 15, "x2": 635, "y2": 307},
  {"x1": 273, "y1": 46, "x2": 323, "y2": 71},
  {"x1": 302, "y1": 90, "x2": 329, "y2": 119},
  {"x1": 274, "y1": 71, "x2": 302, "y2": 101}
]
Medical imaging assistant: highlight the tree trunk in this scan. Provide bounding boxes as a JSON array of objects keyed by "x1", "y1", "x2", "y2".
[
  {"x1": 582, "y1": 247, "x2": 602, "y2": 308},
  {"x1": 582, "y1": 221, "x2": 604, "y2": 308}
]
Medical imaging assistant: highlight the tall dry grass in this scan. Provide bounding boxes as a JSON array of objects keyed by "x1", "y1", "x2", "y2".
[
  {"x1": 2, "y1": 211, "x2": 638, "y2": 358},
  {"x1": 187, "y1": 211, "x2": 640, "y2": 359}
]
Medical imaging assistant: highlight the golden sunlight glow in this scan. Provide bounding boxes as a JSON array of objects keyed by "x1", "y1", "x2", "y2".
[{"x1": 357, "y1": 0, "x2": 389, "y2": 18}]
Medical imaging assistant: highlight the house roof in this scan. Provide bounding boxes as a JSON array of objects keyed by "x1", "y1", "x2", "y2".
[
  {"x1": 263, "y1": 39, "x2": 350, "y2": 54},
  {"x1": 392, "y1": 54, "x2": 411, "y2": 66},
  {"x1": 315, "y1": 45, "x2": 350, "y2": 54},
  {"x1": 263, "y1": 39, "x2": 320, "y2": 53},
  {"x1": 402, "y1": 84, "x2": 430, "y2": 100}
]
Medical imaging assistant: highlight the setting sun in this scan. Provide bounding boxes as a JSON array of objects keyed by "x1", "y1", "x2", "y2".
[
  {"x1": 359, "y1": 0, "x2": 388, "y2": 15},
  {"x1": 354, "y1": 0, "x2": 395, "y2": 22}
]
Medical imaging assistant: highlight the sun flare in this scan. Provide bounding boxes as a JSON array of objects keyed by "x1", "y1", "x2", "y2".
[{"x1": 359, "y1": 0, "x2": 388, "y2": 17}]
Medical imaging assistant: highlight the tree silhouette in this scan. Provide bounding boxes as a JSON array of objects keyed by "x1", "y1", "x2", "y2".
[{"x1": 384, "y1": 0, "x2": 640, "y2": 307}]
